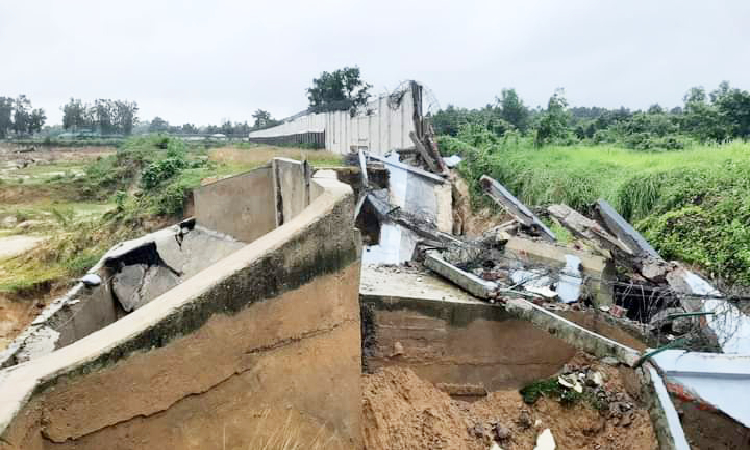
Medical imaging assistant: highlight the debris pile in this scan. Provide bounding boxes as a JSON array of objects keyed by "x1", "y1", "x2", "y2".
[
  {"x1": 361, "y1": 361, "x2": 658, "y2": 450},
  {"x1": 354, "y1": 125, "x2": 750, "y2": 448},
  {"x1": 355, "y1": 140, "x2": 748, "y2": 353}
]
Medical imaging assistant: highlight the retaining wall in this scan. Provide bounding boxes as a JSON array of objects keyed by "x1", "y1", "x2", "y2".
[
  {"x1": 360, "y1": 293, "x2": 577, "y2": 391},
  {"x1": 0, "y1": 166, "x2": 362, "y2": 449}
]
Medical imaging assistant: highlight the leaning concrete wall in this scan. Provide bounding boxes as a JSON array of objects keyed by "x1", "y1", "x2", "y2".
[
  {"x1": 361, "y1": 294, "x2": 577, "y2": 391},
  {"x1": 0, "y1": 175, "x2": 362, "y2": 450}
]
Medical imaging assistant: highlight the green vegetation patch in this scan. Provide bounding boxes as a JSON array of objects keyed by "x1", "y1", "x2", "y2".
[{"x1": 440, "y1": 135, "x2": 750, "y2": 285}]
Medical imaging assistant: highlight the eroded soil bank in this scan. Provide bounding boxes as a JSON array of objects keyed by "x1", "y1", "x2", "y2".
[{"x1": 361, "y1": 356, "x2": 657, "y2": 450}]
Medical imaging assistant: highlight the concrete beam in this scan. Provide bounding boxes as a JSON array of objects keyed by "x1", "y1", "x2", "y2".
[
  {"x1": 504, "y1": 298, "x2": 641, "y2": 366},
  {"x1": 594, "y1": 199, "x2": 659, "y2": 258},
  {"x1": 424, "y1": 251, "x2": 497, "y2": 298},
  {"x1": 479, "y1": 175, "x2": 556, "y2": 242},
  {"x1": 548, "y1": 203, "x2": 633, "y2": 256}
]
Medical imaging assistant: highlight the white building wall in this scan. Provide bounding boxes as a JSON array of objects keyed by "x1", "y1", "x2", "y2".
[{"x1": 248, "y1": 82, "x2": 420, "y2": 156}]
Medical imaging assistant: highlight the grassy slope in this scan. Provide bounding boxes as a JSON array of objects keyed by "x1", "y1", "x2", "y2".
[
  {"x1": 440, "y1": 137, "x2": 750, "y2": 285},
  {"x1": 0, "y1": 140, "x2": 342, "y2": 293}
]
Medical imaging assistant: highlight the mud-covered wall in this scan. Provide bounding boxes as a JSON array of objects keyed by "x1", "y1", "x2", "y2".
[
  {"x1": 360, "y1": 294, "x2": 577, "y2": 391},
  {"x1": 0, "y1": 176, "x2": 361, "y2": 450}
]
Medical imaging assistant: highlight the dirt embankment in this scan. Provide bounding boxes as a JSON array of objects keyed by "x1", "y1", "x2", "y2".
[
  {"x1": 0, "y1": 145, "x2": 115, "y2": 162},
  {"x1": 362, "y1": 359, "x2": 657, "y2": 450}
]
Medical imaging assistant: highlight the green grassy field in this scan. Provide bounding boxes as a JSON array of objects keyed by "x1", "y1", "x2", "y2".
[{"x1": 440, "y1": 137, "x2": 750, "y2": 285}]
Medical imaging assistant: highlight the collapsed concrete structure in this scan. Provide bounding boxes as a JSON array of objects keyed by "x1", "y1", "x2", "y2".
[
  {"x1": 1, "y1": 89, "x2": 748, "y2": 449},
  {"x1": 0, "y1": 159, "x2": 362, "y2": 449}
]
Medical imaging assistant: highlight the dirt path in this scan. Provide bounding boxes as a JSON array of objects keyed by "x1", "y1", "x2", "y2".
[{"x1": 0, "y1": 235, "x2": 46, "y2": 259}]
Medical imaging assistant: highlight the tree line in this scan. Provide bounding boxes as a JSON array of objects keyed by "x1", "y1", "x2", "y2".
[
  {"x1": 432, "y1": 81, "x2": 750, "y2": 149},
  {"x1": 61, "y1": 98, "x2": 139, "y2": 136},
  {"x1": 0, "y1": 96, "x2": 47, "y2": 138},
  {"x1": 142, "y1": 109, "x2": 281, "y2": 136}
]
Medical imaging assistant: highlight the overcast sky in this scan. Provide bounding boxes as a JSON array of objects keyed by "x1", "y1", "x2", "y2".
[{"x1": 1, "y1": 0, "x2": 748, "y2": 126}]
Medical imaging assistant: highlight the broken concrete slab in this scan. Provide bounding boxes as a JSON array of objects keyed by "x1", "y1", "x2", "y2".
[
  {"x1": 664, "y1": 266, "x2": 750, "y2": 353},
  {"x1": 510, "y1": 270, "x2": 557, "y2": 299},
  {"x1": 547, "y1": 204, "x2": 633, "y2": 256},
  {"x1": 367, "y1": 152, "x2": 452, "y2": 234},
  {"x1": 112, "y1": 264, "x2": 147, "y2": 312},
  {"x1": 594, "y1": 199, "x2": 659, "y2": 259},
  {"x1": 409, "y1": 130, "x2": 441, "y2": 174},
  {"x1": 164, "y1": 226, "x2": 246, "y2": 278},
  {"x1": 480, "y1": 175, "x2": 556, "y2": 242},
  {"x1": 138, "y1": 265, "x2": 181, "y2": 309},
  {"x1": 641, "y1": 363, "x2": 692, "y2": 450},
  {"x1": 557, "y1": 255, "x2": 582, "y2": 304},
  {"x1": 504, "y1": 236, "x2": 615, "y2": 306},
  {"x1": 111, "y1": 262, "x2": 180, "y2": 313}
]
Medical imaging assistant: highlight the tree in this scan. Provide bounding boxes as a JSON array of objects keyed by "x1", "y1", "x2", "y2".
[
  {"x1": 307, "y1": 67, "x2": 372, "y2": 111},
  {"x1": 181, "y1": 123, "x2": 198, "y2": 134},
  {"x1": 12, "y1": 96, "x2": 31, "y2": 136},
  {"x1": 252, "y1": 109, "x2": 272, "y2": 128},
  {"x1": 28, "y1": 109, "x2": 46, "y2": 134},
  {"x1": 497, "y1": 88, "x2": 529, "y2": 132},
  {"x1": 534, "y1": 88, "x2": 571, "y2": 146},
  {"x1": 647, "y1": 104, "x2": 664, "y2": 115},
  {"x1": 0, "y1": 97, "x2": 13, "y2": 138},
  {"x1": 94, "y1": 99, "x2": 112, "y2": 134},
  {"x1": 149, "y1": 116, "x2": 169, "y2": 133},
  {"x1": 116, "y1": 100, "x2": 138, "y2": 136},
  {"x1": 682, "y1": 86, "x2": 727, "y2": 142},
  {"x1": 712, "y1": 81, "x2": 750, "y2": 139},
  {"x1": 62, "y1": 98, "x2": 88, "y2": 131}
]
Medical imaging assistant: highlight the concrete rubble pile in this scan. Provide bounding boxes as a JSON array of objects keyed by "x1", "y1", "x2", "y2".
[
  {"x1": 357, "y1": 142, "x2": 749, "y2": 353},
  {"x1": 353, "y1": 133, "x2": 750, "y2": 447}
]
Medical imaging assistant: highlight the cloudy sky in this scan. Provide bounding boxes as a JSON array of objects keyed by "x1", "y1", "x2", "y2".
[{"x1": 1, "y1": 0, "x2": 748, "y2": 126}]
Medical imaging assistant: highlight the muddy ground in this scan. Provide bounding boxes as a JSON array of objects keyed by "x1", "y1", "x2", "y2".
[{"x1": 362, "y1": 355, "x2": 657, "y2": 450}]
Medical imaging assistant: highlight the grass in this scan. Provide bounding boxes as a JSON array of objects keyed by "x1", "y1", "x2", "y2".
[
  {"x1": 440, "y1": 136, "x2": 750, "y2": 285},
  {"x1": 0, "y1": 220, "x2": 138, "y2": 293},
  {"x1": 244, "y1": 410, "x2": 340, "y2": 450},
  {"x1": 207, "y1": 146, "x2": 342, "y2": 169},
  {"x1": 441, "y1": 138, "x2": 750, "y2": 215}
]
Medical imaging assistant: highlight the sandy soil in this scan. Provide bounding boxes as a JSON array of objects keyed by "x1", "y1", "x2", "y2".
[
  {"x1": 362, "y1": 360, "x2": 657, "y2": 450},
  {"x1": 0, "y1": 235, "x2": 45, "y2": 258}
]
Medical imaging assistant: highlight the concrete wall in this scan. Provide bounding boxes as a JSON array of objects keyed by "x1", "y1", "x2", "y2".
[
  {"x1": 360, "y1": 293, "x2": 578, "y2": 391},
  {"x1": 0, "y1": 175, "x2": 362, "y2": 450},
  {"x1": 193, "y1": 166, "x2": 277, "y2": 243},
  {"x1": 273, "y1": 158, "x2": 310, "y2": 225},
  {"x1": 248, "y1": 82, "x2": 419, "y2": 156}
]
